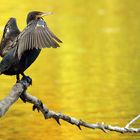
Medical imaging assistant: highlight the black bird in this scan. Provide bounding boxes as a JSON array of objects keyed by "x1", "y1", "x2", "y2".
[{"x1": 0, "y1": 11, "x2": 62, "y2": 82}]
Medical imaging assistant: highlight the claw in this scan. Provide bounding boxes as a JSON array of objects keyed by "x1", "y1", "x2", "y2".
[
  {"x1": 26, "y1": 76, "x2": 32, "y2": 85},
  {"x1": 21, "y1": 76, "x2": 32, "y2": 85}
]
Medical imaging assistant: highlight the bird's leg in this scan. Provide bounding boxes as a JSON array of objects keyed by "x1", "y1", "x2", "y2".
[
  {"x1": 21, "y1": 73, "x2": 32, "y2": 85},
  {"x1": 16, "y1": 74, "x2": 20, "y2": 83},
  {"x1": 21, "y1": 73, "x2": 26, "y2": 78}
]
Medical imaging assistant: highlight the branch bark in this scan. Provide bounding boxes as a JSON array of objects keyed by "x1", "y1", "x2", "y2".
[{"x1": 0, "y1": 76, "x2": 140, "y2": 133}]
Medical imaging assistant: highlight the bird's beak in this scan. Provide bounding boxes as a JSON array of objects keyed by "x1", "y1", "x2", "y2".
[{"x1": 40, "y1": 12, "x2": 53, "y2": 17}]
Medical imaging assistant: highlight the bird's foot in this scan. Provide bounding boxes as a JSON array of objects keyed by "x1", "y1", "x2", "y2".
[
  {"x1": 32, "y1": 100, "x2": 43, "y2": 112},
  {"x1": 21, "y1": 76, "x2": 32, "y2": 85}
]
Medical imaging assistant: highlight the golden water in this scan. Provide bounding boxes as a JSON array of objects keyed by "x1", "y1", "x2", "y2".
[{"x1": 0, "y1": 0, "x2": 140, "y2": 139}]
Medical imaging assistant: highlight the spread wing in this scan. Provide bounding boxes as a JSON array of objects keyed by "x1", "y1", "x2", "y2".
[
  {"x1": 15, "y1": 19, "x2": 62, "y2": 59},
  {"x1": 0, "y1": 18, "x2": 20, "y2": 57}
]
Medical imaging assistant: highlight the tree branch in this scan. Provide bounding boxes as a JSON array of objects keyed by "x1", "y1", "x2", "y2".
[
  {"x1": 0, "y1": 76, "x2": 140, "y2": 133},
  {"x1": 125, "y1": 115, "x2": 140, "y2": 129},
  {"x1": 0, "y1": 77, "x2": 31, "y2": 117}
]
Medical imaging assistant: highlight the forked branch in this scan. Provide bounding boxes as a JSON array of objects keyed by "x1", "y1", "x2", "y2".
[{"x1": 0, "y1": 77, "x2": 140, "y2": 133}]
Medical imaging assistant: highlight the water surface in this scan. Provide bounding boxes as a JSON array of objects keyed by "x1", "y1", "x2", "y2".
[{"x1": 0, "y1": 0, "x2": 140, "y2": 140}]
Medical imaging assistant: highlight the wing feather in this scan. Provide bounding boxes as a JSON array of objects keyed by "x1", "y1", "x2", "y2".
[
  {"x1": 0, "y1": 18, "x2": 20, "y2": 57},
  {"x1": 47, "y1": 27, "x2": 62, "y2": 43},
  {"x1": 38, "y1": 30, "x2": 46, "y2": 48},
  {"x1": 16, "y1": 19, "x2": 62, "y2": 59}
]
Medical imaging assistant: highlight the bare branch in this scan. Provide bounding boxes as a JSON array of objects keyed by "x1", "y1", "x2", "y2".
[
  {"x1": 0, "y1": 77, "x2": 31, "y2": 117},
  {"x1": 21, "y1": 91, "x2": 140, "y2": 133},
  {"x1": 125, "y1": 115, "x2": 140, "y2": 129},
  {"x1": 0, "y1": 76, "x2": 140, "y2": 133}
]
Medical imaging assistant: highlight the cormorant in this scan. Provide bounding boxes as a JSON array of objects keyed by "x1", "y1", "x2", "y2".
[{"x1": 0, "y1": 11, "x2": 62, "y2": 82}]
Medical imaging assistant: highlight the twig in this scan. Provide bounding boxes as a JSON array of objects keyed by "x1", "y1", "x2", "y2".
[
  {"x1": 21, "y1": 91, "x2": 140, "y2": 133},
  {"x1": 125, "y1": 115, "x2": 140, "y2": 129},
  {"x1": 0, "y1": 76, "x2": 140, "y2": 133}
]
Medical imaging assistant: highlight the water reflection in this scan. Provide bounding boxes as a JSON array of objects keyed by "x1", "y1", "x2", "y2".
[{"x1": 0, "y1": 0, "x2": 140, "y2": 140}]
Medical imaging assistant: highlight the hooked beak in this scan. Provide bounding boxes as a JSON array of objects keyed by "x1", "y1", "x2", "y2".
[{"x1": 40, "y1": 12, "x2": 53, "y2": 17}]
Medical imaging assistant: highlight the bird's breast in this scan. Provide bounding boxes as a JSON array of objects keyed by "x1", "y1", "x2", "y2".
[
  {"x1": 19, "y1": 48, "x2": 41, "y2": 72},
  {"x1": 3, "y1": 48, "x2": 41, "y2": 75}
]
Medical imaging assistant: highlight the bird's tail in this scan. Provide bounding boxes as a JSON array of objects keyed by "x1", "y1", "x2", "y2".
[
  {"x1": 0, "y1": 61, "x2": 3, "y2": 75},
  {"x1": 0, "y1": 47, "x2": 17, "y2": 76},
  {"x1": 0, "y1": 56, "x2": 11, "y2": 75}
]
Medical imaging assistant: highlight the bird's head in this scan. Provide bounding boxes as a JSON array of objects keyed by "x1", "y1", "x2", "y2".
[{"x1": 26, "y1": 11, "x2": 53, "y2": 24}]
